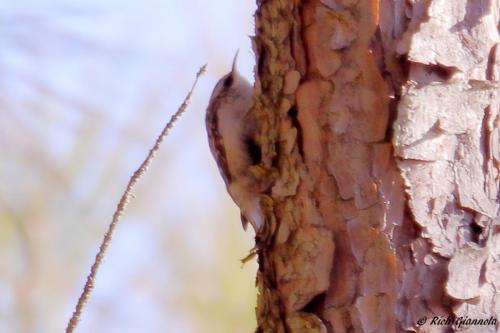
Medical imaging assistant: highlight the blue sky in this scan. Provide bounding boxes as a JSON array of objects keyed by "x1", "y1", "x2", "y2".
[{"x1": 0, "y1": 1, "x2": 259, "y2": 332}]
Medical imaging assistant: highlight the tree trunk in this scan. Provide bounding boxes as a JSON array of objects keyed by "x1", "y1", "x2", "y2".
[{"x1": 251, "y1": 0, "x2": 499, "y2": 332}]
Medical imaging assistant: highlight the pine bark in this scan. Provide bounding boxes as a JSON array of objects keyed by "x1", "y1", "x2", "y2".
[{"x1": 251, "y1": 0, "x2": 499, "y2": 332}]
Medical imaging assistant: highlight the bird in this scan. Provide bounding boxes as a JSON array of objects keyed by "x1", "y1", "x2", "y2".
[{"x1": 205, "y1": 52, "x2": 263, "y2": 232}]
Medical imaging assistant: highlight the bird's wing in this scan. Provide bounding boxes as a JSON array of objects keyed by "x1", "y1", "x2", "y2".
[{"x1": 206, "y1": 100, "x2": 232, "y2": 184}]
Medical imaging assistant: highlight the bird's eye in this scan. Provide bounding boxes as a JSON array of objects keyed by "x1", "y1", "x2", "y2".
[{"x1": 223, "y1": 75, "x2": 233, "y2": 87}]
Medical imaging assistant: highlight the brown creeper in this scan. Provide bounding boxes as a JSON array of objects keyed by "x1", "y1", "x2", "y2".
[{"x1": 205, "y1": 52, "x2": 263, "y2": 232}]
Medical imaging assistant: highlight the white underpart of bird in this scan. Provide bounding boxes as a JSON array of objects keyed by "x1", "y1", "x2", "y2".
[{"x1": 205, "y1": 52, "x2": 263, "y2": 232}]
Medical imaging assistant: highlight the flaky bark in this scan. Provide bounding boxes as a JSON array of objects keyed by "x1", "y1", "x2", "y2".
[{"x1": 251, "y1": 0, "x2": 499, "y2": 332}]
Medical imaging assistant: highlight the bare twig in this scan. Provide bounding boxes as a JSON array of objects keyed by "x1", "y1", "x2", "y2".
[{"x1": 65, "y1": 65, "x2": 207, "y2": 333}]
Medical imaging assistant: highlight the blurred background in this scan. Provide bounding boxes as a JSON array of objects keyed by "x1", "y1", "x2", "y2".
[{"x1": 0, "y1": 1, "x2": 258, "y2": 332}]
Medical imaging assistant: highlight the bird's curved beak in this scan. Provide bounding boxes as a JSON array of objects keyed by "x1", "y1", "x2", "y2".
[{"x1": 231, "y1": 50, "x2": 239, "y2": 75}]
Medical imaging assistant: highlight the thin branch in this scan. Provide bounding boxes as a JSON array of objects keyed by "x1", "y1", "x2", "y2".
[{"x1": 65, "y1": 65, "x2": 207, "y2": 333}]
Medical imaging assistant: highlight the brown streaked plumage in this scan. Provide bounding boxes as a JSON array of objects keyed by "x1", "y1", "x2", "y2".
[
  {"x1": 205, "y1": 52, "x2": 263, "y2": 232},
  {"x1": 206, "y1": 93, "x2": 232, "y2": 184}
]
